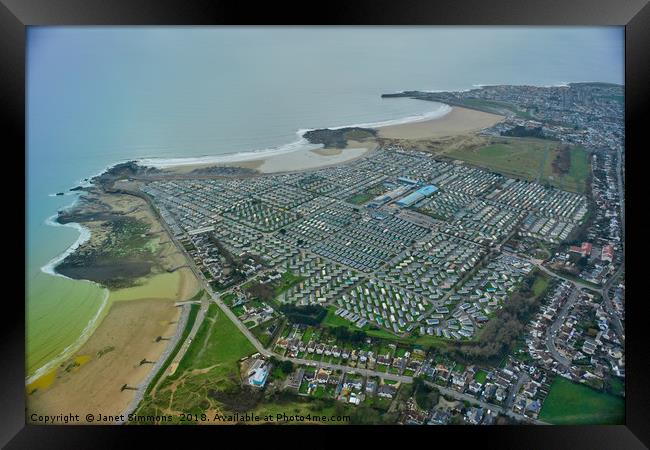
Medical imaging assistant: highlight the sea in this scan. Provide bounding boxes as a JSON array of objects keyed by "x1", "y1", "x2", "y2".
[{"x1": 26, "y1": 26, "x2": 624, "y2": 382}]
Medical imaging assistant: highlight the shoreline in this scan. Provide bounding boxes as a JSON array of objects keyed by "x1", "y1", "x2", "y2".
[
  {"x1": 149, "y1": 105, "x2": 500, "y2": 174},
  {"x1": 30, "y1": 98, "x2": 502, "y2": 391},
  {"x1": 41, "y1": 213, "x2": 92, "y2": 278},
  {"x1": 26, "y1": 288, "x2": 110, "y2": 386},
  {"x1": 135, "y1": 102, "x2": 451, "y2": 171},
  {"x1": 377, "y1": 106, "x2": 503, "y2": 140},
  {"x1": 27, "y1": 296, "x2": 186, "y2": 419},
  {"x1": 28, "y1": 188, "x2": 200, "y2": 415}
]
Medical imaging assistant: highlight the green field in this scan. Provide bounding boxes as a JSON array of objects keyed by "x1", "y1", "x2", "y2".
[
  {"x1": 252, "y1": 397, "x2": 355, "y2": 424},
  {"x1": 346, "y1": 184, "x2": 385, "y2": 205},
  {"x1": 362, "y1": 324, "x2": 457, "y2": 349},
  {"x1": 539, "y1": 377, "x2": 624, "y2": 424},
  {"x1": 447, "y1": 138, "x2": 589, "y2": 193},
  {"x1": 322, "y1": 307, "x2": 366, "y2": 330},
  {"x1": 176, "y1": 303, "x2": 255, "y2": 375},
  {"x1": 542, "y1": 145, "x2": 590, "y2": 193},
  {"x1": 532, "y1": 274, "x2": 551, "y2": 297},
  {"x1": 275, "y1": 271, "x2": 305, "y2": 296},
  {"x1": 448, "y1": 137, "x2": 553, "y2": 179}
]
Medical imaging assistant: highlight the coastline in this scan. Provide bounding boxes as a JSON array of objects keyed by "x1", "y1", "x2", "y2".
[
  {"x1": 27, "y1": 296, "x2": 185, "y2": 420},
  {"x1": 135, "y1": 102, "x2": 451, "y2": 172},
  {"x1": 28, "y1": 210, "x2": 112, "y2": 385},
  {"x1": 28, "y1": 186, "x2": 200, "y2": 415},
  {"x1": 28, "y1": 99, "x2": 503, "y2": 413},
  {"x1": 139, "y1": 104, "x2": 501, "y2": 175},
  {"x1": 377, "y1": 106, "x2": 504, "y2": 140},
  {"x1": 26, "y1": 288, "x2": 110, "y2": 386},
  {"x1": 41, "y1": 213, "x2": 92, "y2": 278}
]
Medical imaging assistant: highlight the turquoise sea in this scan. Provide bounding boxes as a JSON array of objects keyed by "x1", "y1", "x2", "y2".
[{"x1": 26, "y1": 26, "x2": 624, "y2": 381}]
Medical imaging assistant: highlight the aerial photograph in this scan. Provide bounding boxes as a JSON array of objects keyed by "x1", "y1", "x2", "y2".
[{"x1": 26, "y1": 27, "x2": 625, "y2": 425}]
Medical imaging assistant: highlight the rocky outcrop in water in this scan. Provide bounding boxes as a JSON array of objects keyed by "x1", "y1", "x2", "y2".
[{"x1": 303, "y1": 127, "x2": 377, "y2": 149}]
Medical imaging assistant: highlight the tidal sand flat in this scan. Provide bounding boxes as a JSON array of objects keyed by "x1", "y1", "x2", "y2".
[
  {"x1": 149, "y1": 139, "x2": 378, "y2": 175},
  {"x1": 377, "y1": 106, "x2": 504, "y2": 140},
  {"x1": 259, "y1": 140, "x2": 377, "y2": 173}
]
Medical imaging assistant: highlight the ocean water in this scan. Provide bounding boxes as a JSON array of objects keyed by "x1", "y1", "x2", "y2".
[{"x1": 26, "y1": 26, "x2": 624, "y2": 381}]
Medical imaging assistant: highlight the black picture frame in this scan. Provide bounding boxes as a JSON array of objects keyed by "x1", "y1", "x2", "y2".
[{"x1": 5, "y1": 0, "x2": 649, "y2": 447}]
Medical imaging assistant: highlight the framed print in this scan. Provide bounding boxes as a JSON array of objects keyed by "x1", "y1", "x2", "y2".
[{"x1": 3, "y1": 0, "x2": 649, "y2": 447}]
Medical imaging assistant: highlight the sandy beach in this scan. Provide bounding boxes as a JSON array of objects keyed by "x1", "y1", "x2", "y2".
[
  {"x1": 27, "y1": 259, "x2": 199, "y2": 422},
  {"x1": 27, "y1": 298, "x2": 181, "y2": 421},
  {"x1": 158, "y1": 139, "x2": 378, "y2": 176},
  {"x1": 27, "y1": 188, "x2": 200, "y2": 422},
  {"x1": 26, "y1": 101, "x2": 501, "y2": 421},
  {"x1": 377, "y1": 106, "x2": 503, "y2": 140},
  {"x1": 153, "y1": 105, "x2": 502, "y2": 176}
]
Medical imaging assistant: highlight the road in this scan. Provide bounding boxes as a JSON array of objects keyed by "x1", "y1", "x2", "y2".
[
  {"x1": 600, "y1": 146, "x2": 625, "y2": 341},
  {"x1": 505, "y1": 372, "x2": 529, "y2": 409},
  {"x1": 282, "y1": 357, "x2": 411, "y2": 383},
  {"x1": 423, "y1": 380, "x2": 547, "y2": 425},
  {"x1": 158, "y1": 237, "x2": 546, "y2": 425},
  {"x1": 545, "y1": 287, "x2": 580, "y2": 367},
  {"x1": 520, "y1": 257, "x2": 603, "y2": 294},
  {"x1": 511, "y1": 150, "x2": 626, "y2": 342},
  {"x1": 123, "y1": 186, "x2": 556, "y2": 425},
  {"x1": 600, "y1": 266, "x2": 625, "y2": 340},
  {"x1": 616, "y1": 146, "x2": 625, "y2": 246}
]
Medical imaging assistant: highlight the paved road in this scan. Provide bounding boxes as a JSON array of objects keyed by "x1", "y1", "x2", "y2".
[
  {"x1": 527, "y1": 259, "x2": 603, "y2": 294},
  {"x1": 423, "y1": 380, "x2": 546, "y2": 425},
  {"x1": 508, "y1": 212, "x2": 625, "y2": 342},
  {"x1": 506, "y1": 250, "x2": 626, "y2": 360},
  {"x1": 616, "y1": 147, "x2": 625, "y2": 246},
  {"x1": 125, "y1": 186, "x2": 554, "y2": 425},
  {"x1": 282, "y1": 357, "x2": 411, "y2": 383},
  {"x1": 505, "y1": 372, "x2": 529, "y2": 409},
  {"x1": 545, "y1": 287, "x2": 580, "y2": 367},
  {"x1": 141, "y1": 211, "x2": 457, "y2": 386},
  {"x1": 601, "y1": 146, "x2": 625, "y2": 341},
  {"x1": 600, "y1": 267, "x2": 625, "y2": 341}
]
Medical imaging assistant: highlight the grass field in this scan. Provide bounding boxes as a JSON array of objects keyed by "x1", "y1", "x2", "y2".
[
  {"x1": 347, "y1": 191, "x2": 378, "y2": 205},
  {"x1": 321, "y1": 307, "x2": 367, "y2": 331},
  {"x1": 446, "y1": 138, "x2": 589, "y2": 193},
  {"x1": 175, "y1": 303, "x2": 255, "y2": 375},
  {"x1": 252, "y1": 398, "x2": 354, "y2": 424},
  {"x1": 448, "y1": 137, "x2": 554, "y2": 179},
  {"x1": 345, "y1": 183, "x2": 385, "y2": 205},
  {"x1": 275, "y1": 271, "x2": 305, "y2": 296},
  {"x1": 542, "y1": 145, "x2": 590, "y2": 193},
  {"x1": 532, "y1": 274, "x2": 551, "y2": 297},
  {"x1": 539, "y1": 377, "x2": 624, "y2": 424}
]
